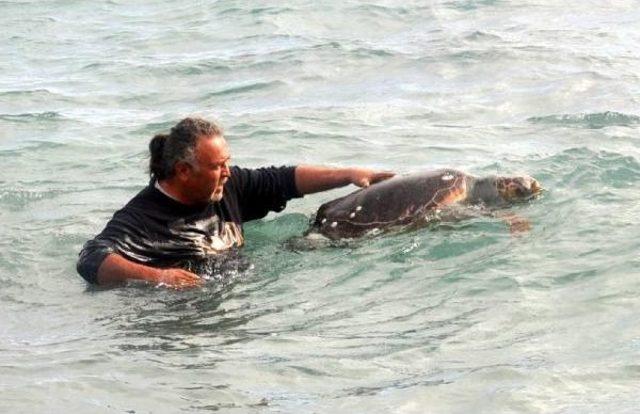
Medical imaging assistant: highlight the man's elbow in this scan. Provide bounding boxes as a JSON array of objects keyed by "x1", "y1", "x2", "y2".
[
  {"x1": 76, "y1": 245, "x2": 110, "y2": 285},
  {"x1": 76, "y1": 257, "x2": 99, "y2": 284}
]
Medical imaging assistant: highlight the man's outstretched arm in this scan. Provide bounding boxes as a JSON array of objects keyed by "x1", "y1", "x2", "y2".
[
  {"x1": 294, "y1": 165, "x2": 395, "y2": 195},
  {"x1": 95, "y1": 253, "x2": 202, "y2": 289}
]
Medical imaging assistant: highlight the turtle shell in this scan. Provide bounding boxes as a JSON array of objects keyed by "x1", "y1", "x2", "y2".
[{"x1": 314, "y1": 169, "x2": 470, "y2": 239}]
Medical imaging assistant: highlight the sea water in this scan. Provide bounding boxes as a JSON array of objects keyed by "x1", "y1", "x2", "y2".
[{"x1": 1, "y1": 1, "x2": 639, "y2": 412}]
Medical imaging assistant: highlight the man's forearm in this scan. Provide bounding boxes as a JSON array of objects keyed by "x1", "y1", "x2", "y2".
[
  {"x1": 294, "y1": 165, "x2": 354, "y2": 194},
  {"x1": 96, "y1": 253, "x2": 202, "y2": 288},
  {"x1": 294, "y1": 165, "x2": 395, "y2": 195},
  {"x1": 96, "y1": 253, "x2": 162, "y2": 285}
]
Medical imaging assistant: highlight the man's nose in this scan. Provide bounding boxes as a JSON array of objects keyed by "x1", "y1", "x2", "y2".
[{"x1": 221, "y1": 162, "x2": 231, "y2": 177}]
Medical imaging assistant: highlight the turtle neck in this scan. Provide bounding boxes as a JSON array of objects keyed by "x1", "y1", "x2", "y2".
[{"x1": 468, "y1": 176, "x2": 501, "y2": 204}]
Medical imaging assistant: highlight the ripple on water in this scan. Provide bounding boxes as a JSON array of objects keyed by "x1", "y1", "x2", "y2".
[
  {"x1": 2, "y1": 1, "x2": 640, "y2": 411},
  {"x1": 527, "y1": 111, "x2": 640, "y2": 129},
  {"x1": 0, "y1": 89, "x2": 59, "y2": 99},
  {"x1": 533, "y1": 147, "x2": 640, "y2": 189},
  {"x1": 202, "y1": 80, "x2": 287, "y2": 99},
  {"x1": 0, "y1": 111, "x2": 64, "y2": 123},
  {"x1": 0, "y1": 188, "x2": 64, "y2": 210}
]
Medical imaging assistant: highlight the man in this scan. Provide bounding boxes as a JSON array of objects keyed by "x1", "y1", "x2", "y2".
[{"x1": 77, "y1": 117, "x2": 394, "y2": 289}]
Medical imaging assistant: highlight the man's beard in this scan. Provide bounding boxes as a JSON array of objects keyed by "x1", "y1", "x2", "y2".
[{"x1": 211, "y1": 187, "x2": 224, "y2": 202}]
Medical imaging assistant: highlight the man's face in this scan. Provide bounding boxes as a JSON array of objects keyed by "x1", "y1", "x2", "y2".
[{"x1": 183, "y1": 135, "x2": 231, "y2": 204}]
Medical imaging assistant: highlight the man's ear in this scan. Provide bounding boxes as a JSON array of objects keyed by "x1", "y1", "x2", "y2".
[{"x1": 174, "y1": 161, "x2": 192, "y2": 182}]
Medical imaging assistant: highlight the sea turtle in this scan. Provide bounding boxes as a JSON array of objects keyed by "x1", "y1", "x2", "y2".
[{"x1": 310, "y1": 169, "x2": 542, "y2": 240}]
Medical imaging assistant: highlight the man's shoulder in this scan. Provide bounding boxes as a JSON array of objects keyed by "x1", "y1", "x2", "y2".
[
  {"x1": 122, "y1": 183, "x2": 158, "y2": 209},
  {"x1": 113, "y1": 182, "x2": 180, "y2": 220},
  {"x1": 224, "y1": 164, "x2": 301, "y2": 212}
]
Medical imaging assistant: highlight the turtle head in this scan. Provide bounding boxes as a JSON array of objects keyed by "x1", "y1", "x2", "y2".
[{"x1": 496, "y1": 175, "x2": 542, "y2": 202}]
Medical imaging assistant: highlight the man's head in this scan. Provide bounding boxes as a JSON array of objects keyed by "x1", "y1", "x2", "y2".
[{"x1": 149, "y1": 117, "x2": 231, "y2": 204}]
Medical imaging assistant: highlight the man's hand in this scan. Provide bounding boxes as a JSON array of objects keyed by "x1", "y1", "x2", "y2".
[
  {"x1": 156, "y1": 268, "x2": 203, "y2": 289},
  {"x1": 348, "y1": 168, "x2": 395, "y2": 188}
]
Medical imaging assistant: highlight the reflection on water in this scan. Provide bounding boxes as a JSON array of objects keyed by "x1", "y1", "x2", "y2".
[{"x1": 102, "y1": 268, "x2": 268, "y2": 352}]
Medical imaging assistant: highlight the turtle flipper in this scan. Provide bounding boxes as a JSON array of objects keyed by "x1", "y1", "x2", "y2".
[{"x1": 494, "y1": 211, "x2": 532, "y2": 234}]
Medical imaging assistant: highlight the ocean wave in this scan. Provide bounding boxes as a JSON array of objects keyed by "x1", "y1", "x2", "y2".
[
  {"x1": 444, "y1": 47, "x2": 517, "y2": 63},
  {"x1": 309, "y1": 41, "x2": 397, "y2": 59},
  {"x1": 0, "y1": 111, "x2": 63, "y2": 123},
  {"x1": 442, "y1": 0, "x2": 501, "y2": 12},
  {"x1": 463, "y1": 30, "x2": 503, "y2": 41},
  {"x1": 0, "y1": 140, "x2": 66, "y2": 156},
  {"x1": 0, "y1": 89, "x2": 55, "y2": 98},
  {"x1": 152, "y1": 61, "x2": 232, "y2": 76},
  {"x1": 527, "y1": 111, "x2": 640, "y2": 129},
  {"x1": 203, "y1": 80, "x2": 286, "y2": 98},
  {"x1": 80, "y1": 62, "x2": 112, "y2": 71},
  {"x1": 535, "y1": 147, "x2": 640, "y2": 189},
  {"x1": 0, "y1": 188, "x2": 62, "y2": 209},
  {"x1": 248, "y1": 6, "x2": 295, "y2": 16},
  {"x1": 133, "y1": 120, "x2": 180, "y2": 136},
  {"x1": 347, "y1": 3, "x2": 411, "y2": 18}
]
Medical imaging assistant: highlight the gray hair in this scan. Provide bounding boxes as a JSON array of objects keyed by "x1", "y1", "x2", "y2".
[{"x1": 149, "y1": 117, "x2": 223, "y2": 180}]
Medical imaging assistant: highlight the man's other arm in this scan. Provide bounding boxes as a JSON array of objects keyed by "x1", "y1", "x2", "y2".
[
  {"x1": 96, "y1": 253, "x2": 202, "y2": 288},
  {"x1": 294, "y1": 165, "x2": 395, "y2": 195}
]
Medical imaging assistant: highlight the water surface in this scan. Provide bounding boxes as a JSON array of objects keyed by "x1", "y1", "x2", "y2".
[{"x1": 1, "y1": 1, "x2": 639, "y2": 412}]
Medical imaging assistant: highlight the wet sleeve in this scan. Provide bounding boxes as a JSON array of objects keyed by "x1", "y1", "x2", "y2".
[
  {"x1": 233, "y1": 165, "x2": 303, "y2": 222},
  {"x1": 76, "y1": 208, "x2": 143, "y2": 284},
  {"x1": 76, "y1": 237, "x2": 116, "y2": 284}
]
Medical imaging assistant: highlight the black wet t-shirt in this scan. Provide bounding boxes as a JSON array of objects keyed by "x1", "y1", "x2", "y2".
[{"x1": 77, "y1": 165, "x2": 301, "y2": 284}]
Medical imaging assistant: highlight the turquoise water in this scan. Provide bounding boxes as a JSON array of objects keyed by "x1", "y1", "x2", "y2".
[{"x1": 2, "y1": 1, "x2": 640, "y2": 412}]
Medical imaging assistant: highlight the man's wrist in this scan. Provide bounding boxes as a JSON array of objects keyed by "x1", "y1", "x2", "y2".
[
  {"x1": 139, "y1": 265, "x2": 164, "y2": 283},
  {"x1": 97, "y1": 253, "x2": 163, "y2": 285}
]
